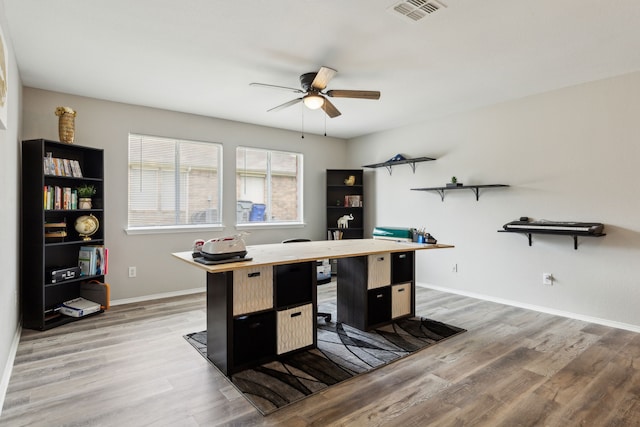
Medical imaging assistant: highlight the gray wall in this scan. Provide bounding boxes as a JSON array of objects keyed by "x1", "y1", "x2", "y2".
[
  {"x1": 0, "y1": 2, "x2": 22, "y2": 410},
  {"x1": 21, "y1": 88, "x2": 348, "y2": 302},
  {"x1": 348, "y1": 71, "x2": 640, "y2": 330}
]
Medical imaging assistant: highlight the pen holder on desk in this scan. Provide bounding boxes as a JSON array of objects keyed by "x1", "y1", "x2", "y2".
[{"x1": 413, "y1": 231, "x2": 437, "y2": 244}]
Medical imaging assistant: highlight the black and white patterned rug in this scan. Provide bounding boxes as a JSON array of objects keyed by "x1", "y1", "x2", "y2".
[{"x1": 185, "y1": 313, "x2": 465, "y2": 415}]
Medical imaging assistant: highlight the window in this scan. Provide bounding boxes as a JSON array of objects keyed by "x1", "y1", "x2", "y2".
[
  {"x1": 128, "y1": 134, "x2": 222, "y2": 229},
  {"x1": 236, "y1": 147, "x2": 303, "y2": 225}
]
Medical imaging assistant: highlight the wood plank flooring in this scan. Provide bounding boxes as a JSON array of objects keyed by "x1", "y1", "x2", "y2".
[{"x1": 3, "y1": 283, "x2": 640, "y2": 426}]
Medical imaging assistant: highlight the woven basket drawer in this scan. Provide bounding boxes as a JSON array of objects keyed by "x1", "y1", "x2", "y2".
[
  {"x1": 367, "y1": 252, "x2": 391, "y2": 289},
  {"x1": 392, "y1": 283, "x2": 411, "y2": 318},
  {"x1": 277, "y1": 303, "x2": 313, "y2": 355},
  {"x1": 233, "y1": 266, "x2": 273, "y2": 316}
]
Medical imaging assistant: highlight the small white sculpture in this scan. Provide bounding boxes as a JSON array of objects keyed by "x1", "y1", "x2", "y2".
[{"x1": 337, "y1": 214, "x2": 354, "y2": 229}]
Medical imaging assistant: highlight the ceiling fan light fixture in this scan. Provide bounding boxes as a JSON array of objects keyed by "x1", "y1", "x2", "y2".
[{"x1": 303, "y1": 94, "x2": 324, "y2": 110}]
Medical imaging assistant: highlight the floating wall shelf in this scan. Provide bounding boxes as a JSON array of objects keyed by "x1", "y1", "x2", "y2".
[
  {"x1": 411, "y1": 184, "x2": 509, "y2": 201},
  {"x1": 363, "y1": 156, "x2": 436, "y2": 175},
  {"x1": 498, "y1": 229, "x2": 606, "y2": 250}
]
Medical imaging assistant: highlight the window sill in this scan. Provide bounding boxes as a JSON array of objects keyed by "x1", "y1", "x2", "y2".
[
  {"x1": 235, "y1": 222, "x2": 305, "y2": 231},
  {"x1": 125, "y1": 224, "x2": 226, "y2": 235}
]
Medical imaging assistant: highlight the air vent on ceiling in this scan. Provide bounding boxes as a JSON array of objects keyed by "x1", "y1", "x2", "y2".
[{"x1": 389, "y1": 0, "x2": 446, "y2": 22}]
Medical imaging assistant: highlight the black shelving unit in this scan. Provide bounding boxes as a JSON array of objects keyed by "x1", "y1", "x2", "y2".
[
  {"x1": 337, "y1": 250, "x2": 415, "y2": 331},
  {"x1": 411, "y1": 184, "x2": 509, "y2": 201},
  {"x1": 326, "y1": 169, "x2": 364, "y2": 240},
  {"x1": 206, "y1": 262, "x2": 317, "y2": 375},
  {"x1": 363, "y1": 156, "x2": 436, "y2": 175},
  {"x1": 21, "y1": 139, "x2": 105, "y2": 330}
]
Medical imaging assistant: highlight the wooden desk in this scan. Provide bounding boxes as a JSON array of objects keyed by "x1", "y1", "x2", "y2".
[{"x1": 173, "y1": 239, "x2": 453, "y2": 375}]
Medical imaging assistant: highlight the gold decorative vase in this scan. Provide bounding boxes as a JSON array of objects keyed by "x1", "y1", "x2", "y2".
[{"x1": 55, "y1": 106, "x2": 76, "y2": 144}]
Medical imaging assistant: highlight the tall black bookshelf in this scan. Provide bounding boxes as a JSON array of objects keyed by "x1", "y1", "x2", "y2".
[
  {"x1": 21, "y1": 139, "x2": 105, "y2": 330},
  {"x1": 326, "y1": 169, "x2": 364, "y2": 240}
]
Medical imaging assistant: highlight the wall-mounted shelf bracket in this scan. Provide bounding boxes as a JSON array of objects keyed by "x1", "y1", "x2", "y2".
[
  {"x1": 363, "y1": 157, "x2": 436, "y2": 176},
  {"x1": 498, "y1": 229, "x2": 606, "y2": 250},
  {"x1": 411, "y1": 184, "x2": 509, "y2": 201}
]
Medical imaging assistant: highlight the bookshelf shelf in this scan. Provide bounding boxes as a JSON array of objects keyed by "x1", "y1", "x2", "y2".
[
  {"x1": 44, "y1": 239, "x2": 104, "y2": 248},
  {"x1": 21, "y1": 139, "x2": 106, "y2": 330}
]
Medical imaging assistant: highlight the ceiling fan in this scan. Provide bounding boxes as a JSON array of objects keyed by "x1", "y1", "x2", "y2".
[{"x1": 250, "y1": 66, "x2": 381, "y2": 118}]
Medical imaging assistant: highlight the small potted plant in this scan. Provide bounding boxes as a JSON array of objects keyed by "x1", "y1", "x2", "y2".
[
  {"x1": 77, "y1": 184, "x2": 96, "y2": 209},
  {"x1": 447, "y1": 176, "x2": 463, "y2": 187}
]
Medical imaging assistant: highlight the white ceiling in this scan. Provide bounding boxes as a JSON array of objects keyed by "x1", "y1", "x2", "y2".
[{"x1": 4, "y1": 0, "x2": 640, "y2": 139}]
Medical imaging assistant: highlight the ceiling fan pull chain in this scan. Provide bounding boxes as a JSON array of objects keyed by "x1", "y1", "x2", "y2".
[
  {"x1": 325, "y1": 111, "x2": 328, "y2": 136},
  {"x1": 301, "y1": 104, "x2": 305, "y2": 139}
]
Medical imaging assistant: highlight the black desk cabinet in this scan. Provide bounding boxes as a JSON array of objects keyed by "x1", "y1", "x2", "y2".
[
  {"x1": 233, "y1": 311, "x2": 276, "y2": 367},
  {"x1": 337, "y1": 250, "x2": 415, "y2": 330},
  {"x1": 207, "y1": 261, "x2": 317, "y2": 375},
  {"x1": 275, "y1": 262, "x2": 314, "y2": 309}
]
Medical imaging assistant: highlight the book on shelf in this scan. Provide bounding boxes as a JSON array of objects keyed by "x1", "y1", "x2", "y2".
[
  {"x1": 44, "y1": 153, "x2": 53, "y2": 175},
  {"x1": 78, "y1": 245, "x2": 107, "y2": 276},
  {"x1": 71, "y1": 190, "x2": 77, "y2": 209},
  {"x1": 327, "y1": 230, "x2": 343, "y2": 240},
  {"x1": 78, "y1": 247, "x2": 94, "y2": 276},
  {"x1": 54, "y1": 158, "x2": 62, "y2": 176},
  {"x1": 43, "y1": 186, "x2": 49, "y2": 209},
  {"x1": 62, "y1": 187, "x2": 71, "y2": 210},
  {"x1": 43, "y1": 156, "x2": 83, "y2": 177},
  {"x1": 63, "y1": 159, "x2": 72, "y2": 177},
  {"x1": 344, "y1": 195, "x2": 362, "y2": 207},
  {"x1": 43, "y1": 186, "x2": 77, "y2": 210},
  {"x1": 54, "y1": 186, "x2": 62, "y2": 210},
  {"x1": 71, "y1": 160, "x2": 83, "y2": 177}
]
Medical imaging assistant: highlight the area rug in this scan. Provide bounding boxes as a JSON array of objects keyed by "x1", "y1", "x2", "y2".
[{"x1": 185, "y1": 311, "x2": 465, "y2": 415}]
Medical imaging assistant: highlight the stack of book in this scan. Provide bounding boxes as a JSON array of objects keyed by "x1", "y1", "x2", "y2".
[
  {"x1": 328, "y1": 230, "x2": 343, "y2": 240},
  {"x1": 44, "y1": 186, "x2": 78, "y2": 210},
  {"x1": 44, "y1": 153, "x2": 83, "y2": 177},
  {"x1": 44, "y1": 221, "x2": 68, "y2": 242},
  {"x1": 344, "y1": 195, "x2": 362, "y2": 207},
  {"x1": 78, "y1": 245, "x2": 109, "y2": 276}
]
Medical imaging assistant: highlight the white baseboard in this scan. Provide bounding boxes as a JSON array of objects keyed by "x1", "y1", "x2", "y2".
[
  {"x1": 417, "y1": 282, "x2": 640, "y2": 333},
  {"x1": 110, "y1": 287, "x2": 205, "y2": 306},
  {"x1": 0, "y1": 324, "x2": 22, "y2": 418}
]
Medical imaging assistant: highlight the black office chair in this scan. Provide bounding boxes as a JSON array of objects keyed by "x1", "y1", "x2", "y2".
[{"x1": 281, "y1": 238, "x2": 332, "y2": 322}]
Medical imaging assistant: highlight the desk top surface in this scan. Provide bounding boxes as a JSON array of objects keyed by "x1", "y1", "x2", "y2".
[{"x1": 172, "y1": 238, "x2": 454, "y2": 273}]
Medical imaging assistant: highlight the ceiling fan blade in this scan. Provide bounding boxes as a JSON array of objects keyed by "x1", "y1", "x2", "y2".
[
  {"x1": 250, "y1": 82, "x2": 304, "y2": 94},
  {"x1": 326, "y1": 90, "x2": 381, "y2": 100},
  {"x1": 267, "y1": 98, "x2": 303, "y2": 112},
  {"x1": 311, "y1": 66, "x2": 337, "y2": 91},
  {"x1": 321, "y1": 98, "x2": 341, "y2": 118}
]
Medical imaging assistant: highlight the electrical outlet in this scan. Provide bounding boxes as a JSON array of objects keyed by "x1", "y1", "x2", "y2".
[
  {"x1": 129, "y1": 266, "x2": 137, "y2": 278},
  {"x1": 543, "y1": 273, "x2": 553, "y2": 286}
]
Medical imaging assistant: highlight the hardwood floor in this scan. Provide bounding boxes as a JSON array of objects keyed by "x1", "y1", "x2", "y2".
[{"x1": 3, "y1": 283, "x2": 640, "y2": 426}]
